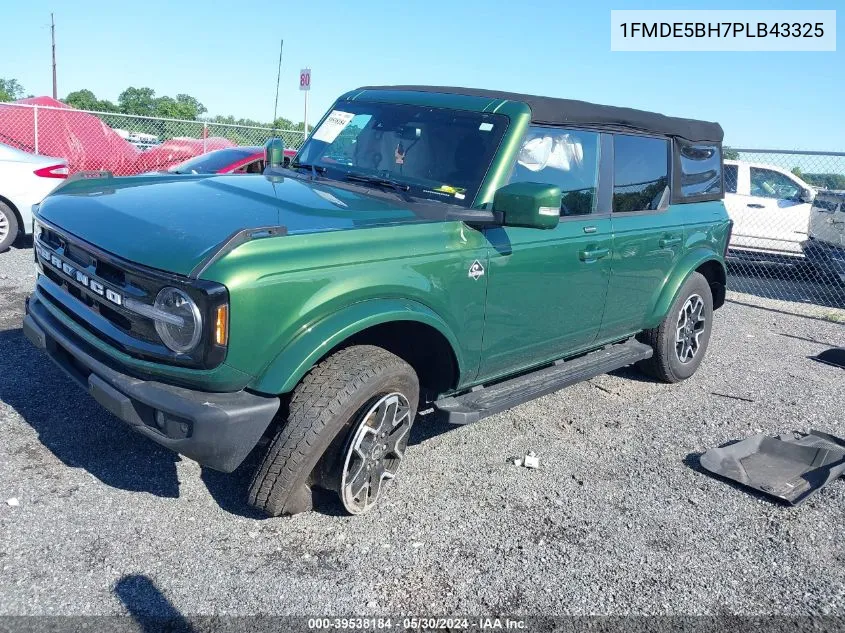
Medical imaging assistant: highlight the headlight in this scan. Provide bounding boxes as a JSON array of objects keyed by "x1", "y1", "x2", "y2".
[
  {"x1": 153, "y1": 287, "x2": 202, "y2": 353},
  {"x1": 33, "y1": 220, "x2": 42, "y2": 241}
]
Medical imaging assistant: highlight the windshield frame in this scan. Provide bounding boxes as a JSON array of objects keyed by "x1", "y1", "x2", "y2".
[{"x1": 292, "y1": 101, "x2": 510, "y2": 207}]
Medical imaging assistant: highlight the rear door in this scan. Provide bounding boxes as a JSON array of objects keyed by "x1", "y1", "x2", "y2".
[
  {"x1": 599, "y1": 133, "x2": 684, "y2": 341},
  {"x1": 477, "y1": 126, "x2": 612, "y2": 382}
]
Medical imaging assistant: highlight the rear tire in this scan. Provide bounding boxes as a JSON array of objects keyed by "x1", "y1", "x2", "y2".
[
  {"x1": 0, "y1": 202, "x2": 19, "y2": 252},
  {"x1": 636, "y1": 272, "x2": 713, "y2": 383},
  {"x1": 247, "y1": 345, "x2": 419, "y2": 517}
]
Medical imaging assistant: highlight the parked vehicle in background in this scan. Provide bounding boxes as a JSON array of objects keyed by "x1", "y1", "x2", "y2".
[
  {"x1": 723, "y1": 159, "x2": 816, "y2": 260},
  {"x1": 114, "y1": 129, "x2": 161, "y2": 150},
  {"x1": 167, "y1": 146, "x2": 297, "y2": 175},
  {"x1": 0, "y1": 142, "x2": 68, "y2": 251},
  {"x1": 24, "y1": 86, "x2": 730, "y2": 517},
  {"x1": 803, "y1": 190, "x2": 845, "y2": 284}
]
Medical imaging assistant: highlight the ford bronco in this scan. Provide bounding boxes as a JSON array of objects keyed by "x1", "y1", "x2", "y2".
[{"x1": 24, "y1": 86, "x2": 731, "y2": 516}]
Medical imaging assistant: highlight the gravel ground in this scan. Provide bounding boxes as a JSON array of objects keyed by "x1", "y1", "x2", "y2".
[{"x1": 1, "y1": 239, "x2": 844, "y2": 619}]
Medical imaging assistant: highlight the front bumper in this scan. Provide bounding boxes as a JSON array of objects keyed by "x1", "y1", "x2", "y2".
[{"x1": 24, "y1": 292, "x2": 279, "y2": 472}]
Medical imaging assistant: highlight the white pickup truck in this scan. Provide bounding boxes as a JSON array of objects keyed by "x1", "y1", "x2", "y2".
[{"x1": 724, "y1": 159, "x2": 816, "y2": 260}]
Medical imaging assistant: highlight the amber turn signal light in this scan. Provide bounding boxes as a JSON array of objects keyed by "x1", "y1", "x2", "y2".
[{"x1": 215, "y1": 304, "x2": 229, "y2": 346}]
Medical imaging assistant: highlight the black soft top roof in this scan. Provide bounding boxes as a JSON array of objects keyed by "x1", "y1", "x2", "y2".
[{"x1": 359, "y1": 85, "x2": 723, "y2": 144}]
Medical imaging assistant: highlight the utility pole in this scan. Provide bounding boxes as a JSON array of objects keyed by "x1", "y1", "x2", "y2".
[{"x1": 51, "y1": 13, "x2": 57, "y2": 99}]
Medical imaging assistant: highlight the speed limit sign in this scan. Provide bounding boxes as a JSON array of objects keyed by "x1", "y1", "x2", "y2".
[{"x1": 299, "y1": 69, "x2": 311, "y2": 91}]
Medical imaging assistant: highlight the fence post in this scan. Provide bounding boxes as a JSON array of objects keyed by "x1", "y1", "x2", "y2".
[
  {"x1": 203, "y1": 123, "x2": 208, "y2": 153},
  {"x1": 34, "y1": 106, "x2": 39, "y2": 155}
]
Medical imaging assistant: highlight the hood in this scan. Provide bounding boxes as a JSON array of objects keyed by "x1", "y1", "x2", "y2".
[{"x1": 36, "y1": 173, "x2": 436, "y2": 276}]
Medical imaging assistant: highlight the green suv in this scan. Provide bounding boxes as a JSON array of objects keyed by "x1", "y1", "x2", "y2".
[{"x1": 24, "y1": 86, "x2": 731, "y2": 516}]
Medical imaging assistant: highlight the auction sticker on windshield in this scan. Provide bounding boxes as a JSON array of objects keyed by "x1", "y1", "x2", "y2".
[{"x1": 313, "y1": 111, "x2": 355, "y2": 143}]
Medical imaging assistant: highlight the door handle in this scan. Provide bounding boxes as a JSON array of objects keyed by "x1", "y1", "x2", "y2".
[
  {"x1": 659, "y1": 236, "x2": 682, "y2": 248},
  {"x1": 747, "y1": 203, "x2": 765, "y2": 209},
  {"x1": 583, "y1": 225, "x2": 598, "y2": 234},
  {"x1": 579, "y1": 247, "x2": 610, "y2": 262}
]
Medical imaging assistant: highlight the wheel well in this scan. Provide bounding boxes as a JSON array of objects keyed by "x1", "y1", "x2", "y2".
[
  {"x1": 341, "y1": 320, "x2": 459, "y2": 400},
  {"x1": 696, "y1": 260, "x2": 727, "y2": 310},
  {"x1": 0, "y1": 195, "x2": 23, "y2": 237}
]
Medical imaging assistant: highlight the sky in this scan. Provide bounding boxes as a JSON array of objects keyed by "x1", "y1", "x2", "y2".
[{"x1": 1, "y1": 0, "x2": 842, "y2": 150}]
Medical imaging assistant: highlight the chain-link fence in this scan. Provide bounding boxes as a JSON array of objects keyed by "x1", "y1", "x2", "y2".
[
  {"x1": 0, "y1": 101, "x2": 306, "y2": 174},
  {"x1": 724, "y1": 148, "x2": 845, "y2": 316},
  {"x1": 0, "y1": 101, "x2": 843, "y2": 316}
]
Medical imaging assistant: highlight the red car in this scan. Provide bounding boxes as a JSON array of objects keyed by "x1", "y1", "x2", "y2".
[{"x1": 167, "y1": 146, "x2": 297, "y2": 175}]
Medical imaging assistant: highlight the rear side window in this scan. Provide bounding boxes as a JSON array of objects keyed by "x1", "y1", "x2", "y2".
[
  {"x1": 724, "y1": 164, "x2": 738, "y2": 194},
  {"x1": 679, "y1": 143, "x2": 722, "y2": 197},
  {"x1": 509, "y1": 126, "x2": 601, "y2": 216},
  {"x1": 612, "y1": 134, "x2": 669, "y2": 212}
]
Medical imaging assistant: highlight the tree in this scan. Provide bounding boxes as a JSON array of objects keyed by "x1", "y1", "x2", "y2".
[
  {"x1": 791, "y1": 166, "x2": 803, "y2": 178},
  {"x1": 723, "y1": 146, "x2": 739, "y2": 160},
  {"x1": 0, "y1": 78, "x2": 25, "y2": 102},
  {"x1": 801, "y1": 173, "x2": 845, "y2": 190},
  {"x1": 118, "y1": 87, "x2": 157, "y2": 116},
  {"x1": 175, "y1": 94, "x2": 206, "y2": 118},
  {"x1": 64, "y1": 89, "x2": 119, "y2": 112},
  {"x1": 153, "y1": 94, "x2": 206, "y2": 120}
]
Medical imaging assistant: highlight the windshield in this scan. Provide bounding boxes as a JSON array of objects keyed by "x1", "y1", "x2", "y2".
[
  {"x1": 168, "y1": 148, "x2": 259, "y2": 174},
  {"x1": 294, "y1": 101, "x2": 509, "y2": 206}
]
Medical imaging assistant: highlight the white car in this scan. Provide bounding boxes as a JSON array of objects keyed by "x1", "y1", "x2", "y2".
[
  {"x1": 0, "y1": 143, "x2": 68, "y2": 251},
  {"x1": 724, "y1": 159, "x2": 816, "y2": 260}
]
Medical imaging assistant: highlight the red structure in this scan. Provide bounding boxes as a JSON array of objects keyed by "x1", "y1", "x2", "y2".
[{"x1": 0, "y1": 97, "x2": 237, "y2": 175}]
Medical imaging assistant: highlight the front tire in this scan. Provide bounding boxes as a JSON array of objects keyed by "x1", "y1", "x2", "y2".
[
  {"x1": 247, "y1": 345, "x2": 419, "y2": 517},
  {"x1": 636, "y1": 272, "x2": 714, "y2": 383},
  {"x1": 0, "y1": 202, "x2": 19, "y2": 252}
]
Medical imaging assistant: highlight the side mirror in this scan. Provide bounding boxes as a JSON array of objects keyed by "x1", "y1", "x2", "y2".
[
  {"x1": 800, "y1": 188, "x2": 816, "y2": 203},
  {"x1": 264, "y1": 137, "x2": 287, "y2": 169},
  {"x1": 493, "y1": 182, "x2": 561, "y2": 230}
]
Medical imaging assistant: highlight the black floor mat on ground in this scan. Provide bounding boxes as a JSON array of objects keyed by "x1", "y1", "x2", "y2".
[
  {"x1": 814, "y1": 347, "x2": 845, "y2": 369},
  {"x1": 699, "y1": 430, "x2": 845, "y2": 505}
]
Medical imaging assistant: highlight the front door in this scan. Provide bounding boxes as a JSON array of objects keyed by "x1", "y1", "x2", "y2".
[
  {"x1": 477, "y1": 126, "x2": 612, "y2": 383},
  {"x1": 725, "y1": 163, "x2": 811, "y2": 256},
  {"x1": 745, "y1": 165, "x2": 812, "y2": 255}
]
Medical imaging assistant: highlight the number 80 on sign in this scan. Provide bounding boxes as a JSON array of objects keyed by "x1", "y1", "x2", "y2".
[{"x1": 299, "y1": 69, "x2": 311, "y2": 91}]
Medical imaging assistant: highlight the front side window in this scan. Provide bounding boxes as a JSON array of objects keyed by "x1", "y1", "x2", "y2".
[
  {"x1": 613, "y1": 134, "x2": 669, "y2": 212},
  {"x1": 724, "y1": 164, "x2": 738, "y2": 194},
  {"x1": 750, "y1": 167, "x2": 800, "y2": 200},
  {"x1": 232, "y1": 159, "x2": 265, "y2": 174},
  {"x1": 295, "y1": 102, "x2": 509, "y2": 206},
  {"x1": 508, "y1": 126, "x2": 600, "y2": 216}
]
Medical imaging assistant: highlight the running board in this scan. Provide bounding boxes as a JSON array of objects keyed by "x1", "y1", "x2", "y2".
[{"x1": 433, "y1": 339, "x2": 653, "y2": 425}]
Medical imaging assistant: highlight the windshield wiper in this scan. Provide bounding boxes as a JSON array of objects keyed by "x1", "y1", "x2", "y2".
[
  {"x1": 290, "y1": 162, "x2": 327, "y2": 178},
  {"x1": 345, "y1": 172, "x2": 411, "y2": 196}
]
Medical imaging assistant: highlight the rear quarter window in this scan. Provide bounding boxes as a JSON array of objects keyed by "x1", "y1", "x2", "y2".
[{"x1": 679, "y1": 143, "x2": 722, "y2": 197}]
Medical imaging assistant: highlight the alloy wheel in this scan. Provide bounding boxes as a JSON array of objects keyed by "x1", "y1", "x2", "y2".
[
  {"x1": 675, "y1": 294, "x2": 706, "y2": 364},
  {"x1": 340, "y1": 392, "x2": 413, "y2": 514},
  {"x1": 0, "y1": 210, "x2": 8, "y2": 243}
]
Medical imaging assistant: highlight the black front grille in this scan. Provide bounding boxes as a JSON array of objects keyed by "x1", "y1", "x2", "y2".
[
  {"x1": 34, "y1": 217, "x2": 229, "y2": 369},
  {"x1": 35, "y1": 231, "x2": 161, "y2": 345}
]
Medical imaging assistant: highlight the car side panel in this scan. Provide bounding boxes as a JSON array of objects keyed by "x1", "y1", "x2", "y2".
[
  {"x1": 0, "y1": 158, "x2": 65, "y2": 234},
  {"x1": 645, "y1": 205, "x2": 731, "y2": 328},
  {"x1": 202, "y1": 221, "x2": 489, "y2": 394},
  {"x1": 599, "y1": 204, "x2": 688, "y2": 340}
]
